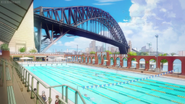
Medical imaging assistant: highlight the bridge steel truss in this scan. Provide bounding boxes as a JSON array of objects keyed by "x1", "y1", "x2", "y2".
[{"x1": 34, "y1": 6, "x2": 129, "y2": 53}]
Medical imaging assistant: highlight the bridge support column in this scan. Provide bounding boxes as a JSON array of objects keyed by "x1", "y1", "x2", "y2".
[
  {"x1": 127, "y1": 56, "x2": 131, "y2": 69},
  {"x1": 120, "y1": 59, "x2": 123, "y2": 67},
  {"x1": 181, "y1": 60, "x2": 185, "y2": 75},
  {"x1": 37, "y1": 22, "x2": 42, "y2": 53},
  {"x1": 136, "y1": 60, "x2": 139, "y2": 69},
  {"x1": 87, "y1": 57, "x2": 89, "y2": 64},
  {"x1": 145, "y1": 60, "x2": 150, "y2": 70},
  {"x1": 168, "y1": 60, "x2": 173, "y2": 72},
  {"x1": 101, "y1": 55, "x2": 104, "y2": 65},
  {"x1": 113, "y1": 56, "x2": 116, "y2": 67}
]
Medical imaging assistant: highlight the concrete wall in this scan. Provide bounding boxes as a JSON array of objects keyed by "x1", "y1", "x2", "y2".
[{"x1": 9, "y1": 3, "x2": 35, "y2": 52}]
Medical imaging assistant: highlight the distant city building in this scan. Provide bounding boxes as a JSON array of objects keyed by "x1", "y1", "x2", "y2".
[
  {"x1": 111, "y1": 47, "x2": 116, "y2": 53},
  {"x1": 72, "y1": 51, "x2": 77, "y2": 54},
  {"x1": 89, "y1": 41, "x2": 96, "y2": 52},
  {"x1": 141, "y1": 46, "x2": 147, "y2": 52},
  {"x1": 107, "y1": 47, "x2": 110, "y2": 51},
  {"x1": 128, "y1": 40, "x2": 132, "y2": 53},
  {"x1": 86, "y1": 48, "x2": 89, "y2": 53},
  {"x1": 100, "y1": 45, "x2": 104, "y2": 52},
  {"x1": 149, "y1": 47, "x2": 153, "y2": 52},
  {"x1": 96, "y1": 46, "x2": 101, "y2": 52},
  {"x1": 179, "y1": 51, "x2": 185, "y2": 56},
  {"x1": 67, "y1": 49, "x2": 68, "y2": 53}
]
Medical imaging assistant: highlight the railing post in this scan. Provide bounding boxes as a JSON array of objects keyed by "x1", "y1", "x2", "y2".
[
  {"x1": 65, "y1": 86, "x2": 68, "y2": 103},
  {"x1": 25, "y1": 71, "x2": 27, "y2": 87},
  {"x1": 75, "y1": 91, "x2": 78, "y2": 104},
  {"x1": 62, "y1": 86, "x2": 64, "y2": 100},
  {"x1": 12, "y1": 66, "x2": 14, "y2": 83},
  {"x1": 49, "y1": 88, "x2": 51, "y2": 104},
  {"x1": 31, "y1": 76, "x2": 34, "y2": 99},
  {"x1": 27, "y1": 73, "x2": 30, "y2": 92},
  {"x1": 18, "y1": 67, "x2": 21, "y2": 78},
  {"x1": 2, "y1": 61, "x2": 5, "y2": 84},
  {"x1": 21, "y1": 68, "x2": 24, "y2": 82},
  {"x1": 36, "y1": 81, "x2": 39, "y2": 104}
]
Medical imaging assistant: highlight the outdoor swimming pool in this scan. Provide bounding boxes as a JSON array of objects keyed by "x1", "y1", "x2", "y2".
[{"x1": 23, "y1": 63, "x2": 185, "y2": 104}]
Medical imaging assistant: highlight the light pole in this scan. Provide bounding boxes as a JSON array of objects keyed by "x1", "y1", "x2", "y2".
[
  {"x1": 155, "y1": 35, "x2": 158, "y2": 70},
  {"x1": 77, "y1": 45, "x2": 78, "y2": 55},
  {"x1": 147, "y1": 43, "x2": 151, "y2": 55}
]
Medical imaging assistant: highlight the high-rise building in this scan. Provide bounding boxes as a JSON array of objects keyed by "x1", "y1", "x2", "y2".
[
  {"x1": 99, "y1": 45, "x2": 103, "y2": 52},
  {"x1": 96, "y1": 46, "x2": 100, "y2": 52},
  {"x1": 141, "y1": 46, "x2": 147, "y2": 52},
  {"x1": 128, "y1": 40, "x2": 132, "y2": 53},
  {"x1": 86, "y1": 48, "x2": 89, "y2": 53},
  {"x1": 179, "y1": 51, "x2": 185, "y2": 56},
  {"x1": 111, "y1": 47, "x2": 115, "y2": 53},
  {"x1": 89, "y1": 41, "x2": 96, "y2": 52}
]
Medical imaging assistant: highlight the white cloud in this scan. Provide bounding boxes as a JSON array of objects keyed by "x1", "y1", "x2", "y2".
[
  {"x1": 160, "y1": 8, "x2": 167, "y2": 12},
  {"x1": 119, "y1": 0, "x2": 185, "y2": 53},
  {"x1": 64, "y1": 37, "x2": 92, "y2": 49},
  {"x1": 54, "y1": 41, "x2": 63, "y2": 46},
  {"x1": 93, "y1": 3, "x2": 112, "y2": 5},
  {"x1": 123, "y1": 19, "x2": 128, "y2": 21},
  {"x1": 46, "y1": 49, "x2": 52, "y2": 52},
  {"x1": 94, "y1": 0, "x2": 121, "y2": 5},
  {"x1": 179, "y1": 0, "x2": 185, "y2": 9},
  {"x1": 96, "y1": 0, "x2": 121, "y2": 2}
]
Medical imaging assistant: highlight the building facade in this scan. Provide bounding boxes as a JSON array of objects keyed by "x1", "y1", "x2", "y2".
[
  {"x1": 8, "y1": 3, "x2": 36, "y2": 52},
  {"x1": 179, "y1": 51, "x2": 185, "y2": 56}
]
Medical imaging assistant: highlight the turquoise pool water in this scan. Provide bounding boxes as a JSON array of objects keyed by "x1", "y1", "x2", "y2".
[{"x1": 23, "y1": 64, "x2": 185, "y2": 104}]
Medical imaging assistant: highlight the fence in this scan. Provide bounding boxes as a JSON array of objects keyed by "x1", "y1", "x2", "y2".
[{"x1": 2, "y1": 58, "x2": 86, "y2": 104}]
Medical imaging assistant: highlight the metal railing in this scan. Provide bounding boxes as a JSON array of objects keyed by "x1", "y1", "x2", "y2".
[
  {"x1": 10, "y1": 52, "x2": 65, "y2": 55},
  {"x1": 2, "y1": 58, "x2": 86, "y2": 104}
]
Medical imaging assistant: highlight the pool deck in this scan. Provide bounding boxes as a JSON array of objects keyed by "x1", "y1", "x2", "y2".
[{"x1": 71, "y1": 62, "x2": 185, "y2": 80}]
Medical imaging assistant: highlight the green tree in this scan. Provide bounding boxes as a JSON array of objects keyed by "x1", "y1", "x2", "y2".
[
  {"x1": 128, "y1": 51, "x2": 137, "y2": 56},
  {"x1": 171, "y1": 53, "x2": 176, "y2": 56},
  {"x1": 127, "y1": 52, "x2": 137, "y2": 61},
  {"x1": 114, "y1": 52, "x2": 120, "y2": 54},
  {"x1": 150, "y1": 59, "x2": 156, "y2": 62},
  {"x1": 140, "y1": 52, "x2": 149, "y2": 56},
  {"x1": 159, "y1": 53, "x2": 168, "y2": 69},
  {"x1": 29, "y1": 49, "x2": 37, "y2": 53},
  {"x1": 110, "y1": 57, "x2": 114, "y2": 63},
  {"x1": 0, "y1": 43, "x2": 9, "y2": 51},
  {"x1": 136, "y1": 52, "x2": 141, "y2": 56},
  {"x1": 106, "y1": 50, "x2": 112, "y2": 54},
  {"x1": 19, "y1": 47, "x2": 26, "y2": 53},
  {"x1": 90, "y1": 51, "x2": 96, "y2": 54},
  {"x1": 131, "y1": 58, "x2": 136, "y2": 61}
]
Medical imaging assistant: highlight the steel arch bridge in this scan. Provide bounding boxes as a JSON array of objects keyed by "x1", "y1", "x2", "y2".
[{"x1": 34, "y1": 6, "x2": 129, "y2": 54}]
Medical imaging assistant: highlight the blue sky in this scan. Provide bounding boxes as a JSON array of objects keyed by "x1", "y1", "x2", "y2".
[{"x1": 34, "y1": 0, "x2": 185, "y2": 53}]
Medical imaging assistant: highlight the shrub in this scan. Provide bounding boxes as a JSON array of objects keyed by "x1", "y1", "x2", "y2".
[
  {"x1": 90, "y1": 51, "x2": 96, "y2": 54},
  {"x1": 0, "y1": 43, "x2": 9, "y2": 51},
  {"x1": 19, "y1": 47, "x2": 26, "y2": 53},
  {"x1": 29, "y1": 49, "x2": 37, "y2": 53},
  {"x1": 106, "y1": 50, "x2": 112, "y2": 54}
]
